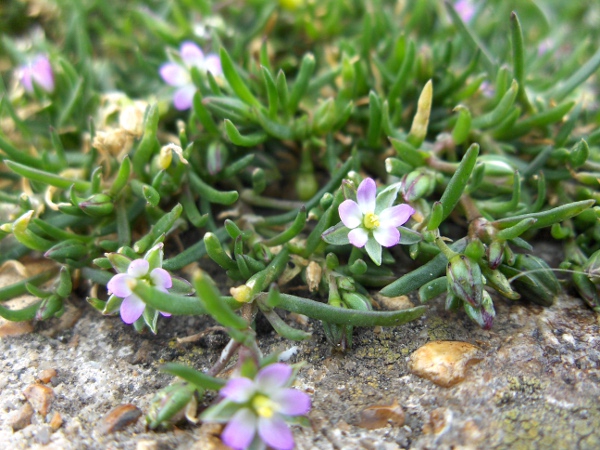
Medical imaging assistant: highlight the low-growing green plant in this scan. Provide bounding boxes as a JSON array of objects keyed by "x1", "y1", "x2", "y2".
[{"x1": 2, "y1": 0, "x2": 600, "y2": 446}]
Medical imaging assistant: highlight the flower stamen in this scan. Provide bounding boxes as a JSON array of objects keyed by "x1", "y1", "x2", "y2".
[
  {"x1": 363, "y1": 212, "x2": 380, "y2": 230},
  {"x1": 252, "y1": 394, "x2": 277, "y2": 418}
]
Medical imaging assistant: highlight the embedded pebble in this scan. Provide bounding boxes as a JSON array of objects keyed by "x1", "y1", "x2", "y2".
[
  {"x1": 357, "y1": 400, "x2": 405, "y2": 429},
  {"x1": 38, "y1": 368, "x2": 58, "y2": 384},
  {"x1": 97, "y1": 404, "x2": 142, "y2": 434},
  {"x1": 409, "y1": 341, "x2": 482, "y2": 387},
  {"x1": 49, "y1": 411, "x2": 63, "y2": 431},
  {"x1": 0, "y1": 321, "x2": 34, "y2": 337},
  {"x1": 23, "y1": 384, "x2": 55, "y2": 416},
  {"x1": 189, "y1": 422, "x2": 229, "y2": 450},
  {"x1": 136, "y1": 440, "x2": 159, "y2": 450},
  {"x1": 374, "y1": 293, "x2": 414, "y2": 310},
  {"x1": 8, "y1": 402, "x2": 34, "y2": 431},
  {"x1": 423, "y1": 407, "x2": 452, "y2": 435}
]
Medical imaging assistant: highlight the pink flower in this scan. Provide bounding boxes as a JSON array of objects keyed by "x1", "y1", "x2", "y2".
[
  {"x1": 339, "y1": 178, "x2": 414, "y2": 249},
  {"x1": 454, "y1": 0, "x2": 476, "y2": 23},
  {"x1": 107, "y1": 258, "x2": 172, "y2": 324},
  {"x1": 159, "y1": 41, "x2": 222, "y2": 110},
  {"x1": 209, "y1": 363, "x2": 311, "y2": 450},
  {"x1": 19, "y1": 55, "x2": 54, "y2": 93}
]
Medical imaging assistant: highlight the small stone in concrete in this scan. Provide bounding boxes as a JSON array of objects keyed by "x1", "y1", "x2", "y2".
[
  {"x1": 357, "y1": 400, "x2": 405, "y2": 429},
  {"x1": 97, "y1": 404, "x2": 142, "y2": 434},
  {"x1": 136, "y1": 440, "x2": 159, "y2": 450},
  {"x1": 409, "y1": 340, "x2": 482, "y2": 387},
  {"x1": 49, "y1": 411, "x2": 63, "y2": 431},
  {"x1": 23, "y1": 384, "x2": 55, "y2": 416},
  {"x1": 0, "y1": 321, "x2": 34, "y2": 337},
  {"x1": 8, "y1": 402, "x2": 34, "y2": 431},
  {"x1": 38, "y1": 368, "x2": 58, "y2": 384}
]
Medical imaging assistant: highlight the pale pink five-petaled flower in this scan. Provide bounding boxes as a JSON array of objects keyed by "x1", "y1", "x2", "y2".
[
  {"x1": 339, "y1": 178, "x2": 415, "y2": 248},
  {"x1": 107, "y1": 259, "x2": 172, "y2": 324},
  {"x1": 454, "y1": 0, "x2": 476, "y2": 23},
  {"x1": 218, "y1": 363, "x2": 311, "y2": 450},
  {"x1": 159, "y1": 41, "x2": 222, "y2": 110},
  {"x1": 19, "y1": 55, "x2": 55, "y2": 94}
]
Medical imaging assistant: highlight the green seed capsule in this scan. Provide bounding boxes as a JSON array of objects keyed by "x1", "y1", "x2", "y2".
[
  {"x1": 446, "y1": 254, "x2": 483, "y2": 307},
  {"x1": 401, "y1": 169, "x2": 436, "y2": 202},
  {"x1": 36, "y1": 295, "x2": 63, "y2": 321}
]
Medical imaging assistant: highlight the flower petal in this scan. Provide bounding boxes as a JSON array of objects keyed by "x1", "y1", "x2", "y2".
[
  {"x1": 221, "y1": 408, "x2": 257, "y2": 450},
  {"x1": 378, "y1": 204, "x2": 415, "y2": 227},
  {"x1": 180, "y1": 41, "x2": 204, "y2": 67},
  {"x1": 357, "y1": 178, "x2": 376, "y2": 214},
  {"x1": 373, "y1": 225, "x2": 400, "y2": 247},
  {"x1": 159, "y1": 63, "x2": 188, "y2": 86},
  {"x1": 128, "y1": 259, "x2": 149, "y2": 278},
  {"x1": 258, "y1": 415, "x2": 294, "y2": 450},
  {"x1": 107, "y1": 273, "x2": 132, "y2": 297},
  {"x1": 150, "y1": 268, "x2": 172, "y2": 290},
  {"x1": 120, "y1": 295, "x2": 146, "y2": 324},
  {"x1": 204, "y1": 54, "x2": 223, "y2": 76},
  {"x1": 272, "y1": 389, "x2": 311, "y2": 416},
  {"x1": 221, "y1": 377, "x2": 256, "y2": 403},
  {"x1": 348, "y1": 228, "x2": 369, "y2": 248},
  {"x1": 173, "y1": 85, "x2": 196, "y2": 110},
  {"x1": 20, "y1": 67, "x2": 34, "y2": 92},
  {"x1": 32, "y1": 56, "x2": 54, "y2": 92},
  {"x1": 256, "y1": 363, "x2": 292, "y2": 390},
  {"x1": 338, "y1": 200, "x2": 362, "y2": 229},
  {"x1": 159, "y1": 311, "x2": 171, "y2": 317}
]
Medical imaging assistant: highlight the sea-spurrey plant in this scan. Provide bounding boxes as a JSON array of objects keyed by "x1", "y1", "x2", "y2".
[
  {"x1": 1, "y1": 0, "x2": 600, "y2": 446},
  {"x1": 202, "y1": 362, "x2": 311, "y2": 450}
]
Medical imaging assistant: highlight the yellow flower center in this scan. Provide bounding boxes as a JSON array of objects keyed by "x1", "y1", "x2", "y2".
[
  {"x1": 363, "y1": 212, "x2": 380, "y2": 230},
  {"x1": 252, "y1": 394, "x2": 277, "y2": 418}
]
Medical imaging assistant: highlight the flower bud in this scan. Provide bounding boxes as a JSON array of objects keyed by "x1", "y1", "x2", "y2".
[
  {"x1": 319, "y1": 192, "x2": 334, "y2": 210},
  {"x1": 325, "y1": 252, "x2": 339, "y2": 269},
  {"x1": 465, "y1": 239, "x2": 485, "y2": 261},
  {"x1": 463, "y1": 291, "x2": 496, "y2": 330},
  {"x1": 446, "y1": 254, "x2": 483, "y2": 307},
  {"x1": 400, "y1": 169, "x2": 436, "y2": 202},
  {"x1": 79, "y1": 193, "x2": 114, "y2": 217},
  {"x1": 296, "y1": 172, "x2": 318, "y2": 201},
  {"x1": 486, "y1": 240, "x2": 504, "y2": 269},
  {"x1": 36, "y1": 295, "x2": 63, "y2": 321}
]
